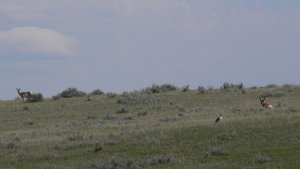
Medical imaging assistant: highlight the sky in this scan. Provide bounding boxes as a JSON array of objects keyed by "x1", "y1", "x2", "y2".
[{"x1": 1, "y1": 0, "x2": 300, "y2": 100}]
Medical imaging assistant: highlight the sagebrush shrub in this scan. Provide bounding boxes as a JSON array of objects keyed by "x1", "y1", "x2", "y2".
[
  {"x1": 117, "y1": 91, "x2": 156, "y2": 104},
  {"x1": 221, "y1": 82, "x2": 244, "y2": 92},
  {"x1": 207, "y1": 147, "x2": 228, "y2": 156},
  {"x1": 145, "y1": 84, "x2": 177, "y2": 93},
  {"x1": 106, "y1": 93, "x2": 117, "y2": 98},
  {"x1": 197, "y1": 86, "x2": 206, "y2": 94},
  {"x1": 261, "y1": 89, "x2": 285, "y2": 97},
  {"x1": 53, "y1": 88, "x2": 86, "y2": 99},
  {"x1": 256, "y1": 155, "x2": 271, "y2": 163},
  {"x1": 115, "y1": 107, "x2": 129, "y2": 114},
  {"x1": 147, "y1": 154, "x2": 173, "y2": 165},
  {"x1": 90, "y1": 89, "x2": 104, "y2": 95},
  {"x1": 27, "y1": 93, "x2": 44, "y2": 102},
  {"x1": 160, "y1": 84, "x2": 177, "y2": 92}
]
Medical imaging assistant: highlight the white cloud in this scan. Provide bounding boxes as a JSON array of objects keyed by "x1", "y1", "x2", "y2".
[{"x1": 0, "y1": 26, "x2": 77, "y2": 57}]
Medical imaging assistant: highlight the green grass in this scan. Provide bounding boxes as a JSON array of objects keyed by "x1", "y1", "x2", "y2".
[{"x1": 0, "y1": 86, "x2": 299, "y2": 168}]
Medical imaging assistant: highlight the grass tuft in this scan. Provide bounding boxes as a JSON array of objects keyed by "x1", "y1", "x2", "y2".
[
  {"x1": 255, "y1": 155, "x2": 271, "y2": 163},
  {"x1": 207, "y1": 147, "x2": 229, "y2": 156}
]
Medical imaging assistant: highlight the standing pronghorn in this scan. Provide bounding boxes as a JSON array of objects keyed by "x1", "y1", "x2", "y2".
[
  {"x1": 259, "y1": 95, "x2": 273, "y2": 109},
  {"x1": 16, "y1": 88, "x2": 33, "y2": 103}
]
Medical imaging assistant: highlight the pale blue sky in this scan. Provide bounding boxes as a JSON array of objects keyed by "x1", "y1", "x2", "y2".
[{"x1": 1, "y1": 0, "x2": 300, "y2": 99}]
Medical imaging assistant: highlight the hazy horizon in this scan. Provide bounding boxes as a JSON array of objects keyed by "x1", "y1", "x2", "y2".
[{"x1": 1, "y1": 0, "x2": 300, "y2": 100}]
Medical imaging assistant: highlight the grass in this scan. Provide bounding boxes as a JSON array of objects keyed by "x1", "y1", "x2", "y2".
[{"x1": 0, "y1": 86, "x2": 299, "y2": 168}]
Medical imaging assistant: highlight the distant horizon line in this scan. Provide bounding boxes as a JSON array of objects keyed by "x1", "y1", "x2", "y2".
[{"x1": 2, "y1": 82, "x2": 299, "y2": 101}]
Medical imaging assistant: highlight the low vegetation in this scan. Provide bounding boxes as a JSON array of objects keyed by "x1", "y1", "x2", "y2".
[
  {"x1": 27, "y1": 93, "x2": 44, "y2": 103},
  {"x1": 0, "y1": 83, "x2": 299, "y2": 169},
  {"x1": 52, "y1": 87, "x2": 87, "y2": 100}
]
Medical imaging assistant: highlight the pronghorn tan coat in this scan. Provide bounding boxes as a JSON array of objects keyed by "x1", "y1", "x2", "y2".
[
  {"x1": 259, "y1": 96, "x2": 273, "y2": 109},
  {"x1": 16, "y1": 88, "x2": 32, "y2": 102}
]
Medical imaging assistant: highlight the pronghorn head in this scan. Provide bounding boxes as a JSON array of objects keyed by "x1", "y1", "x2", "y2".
[
  {"x1": 259, "y1": 95, "x2": 265, "y2": 104},
  {"x1": 215, "y1": 114, "x2": 223, "y2": 123},
  {"x1": 219, "y1": 114, "x2": 223, "y2": 120},
  {"x1": 259, "y1": 95, "x2": 273, "y2": 109}
]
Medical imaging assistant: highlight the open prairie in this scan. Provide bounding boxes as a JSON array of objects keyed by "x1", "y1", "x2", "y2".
[{"x1": 0, "y1": 85, "x2": 299, "y2": 169}]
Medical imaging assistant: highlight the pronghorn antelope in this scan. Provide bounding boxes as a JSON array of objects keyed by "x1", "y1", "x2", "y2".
[
  {"x1": 16, "y1": 88, "x2": 33, "y2": 103},
  {"x1": 259, "y1": 96, "x2": 273, "y2": 109},
  {"x1": 215, "y1": 114, "x2": 223, "y2": 123}
]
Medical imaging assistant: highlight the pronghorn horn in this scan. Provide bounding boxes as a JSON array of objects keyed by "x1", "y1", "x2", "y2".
[{"x1": 259, "y1": 95, "x2": 265, "y2": 101}]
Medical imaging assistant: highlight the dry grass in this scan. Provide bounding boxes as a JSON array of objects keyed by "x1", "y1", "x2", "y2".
[{"x1": 0, "y1": 85, "x2": 299, "y2": 168}]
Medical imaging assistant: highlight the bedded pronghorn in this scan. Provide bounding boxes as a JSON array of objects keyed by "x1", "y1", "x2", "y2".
[
  {"x1": 16, "y1": 88, "x2": 33, "y2": 103},
  {"x1": 259, "y1": 96, "x2": 273, "y2": 109},
  {"x1": 215, "y1": 114, "x2": 223, "y2": 123}
]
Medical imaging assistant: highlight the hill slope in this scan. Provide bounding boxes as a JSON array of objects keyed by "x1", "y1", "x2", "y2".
[{"x1": 0, "y1": 85, "x2": 299, "y2": 169}]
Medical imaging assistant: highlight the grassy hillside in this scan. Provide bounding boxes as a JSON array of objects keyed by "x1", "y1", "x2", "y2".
[{"x1": 0, "y1": 85, "x2": 299, "y2": 169}]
